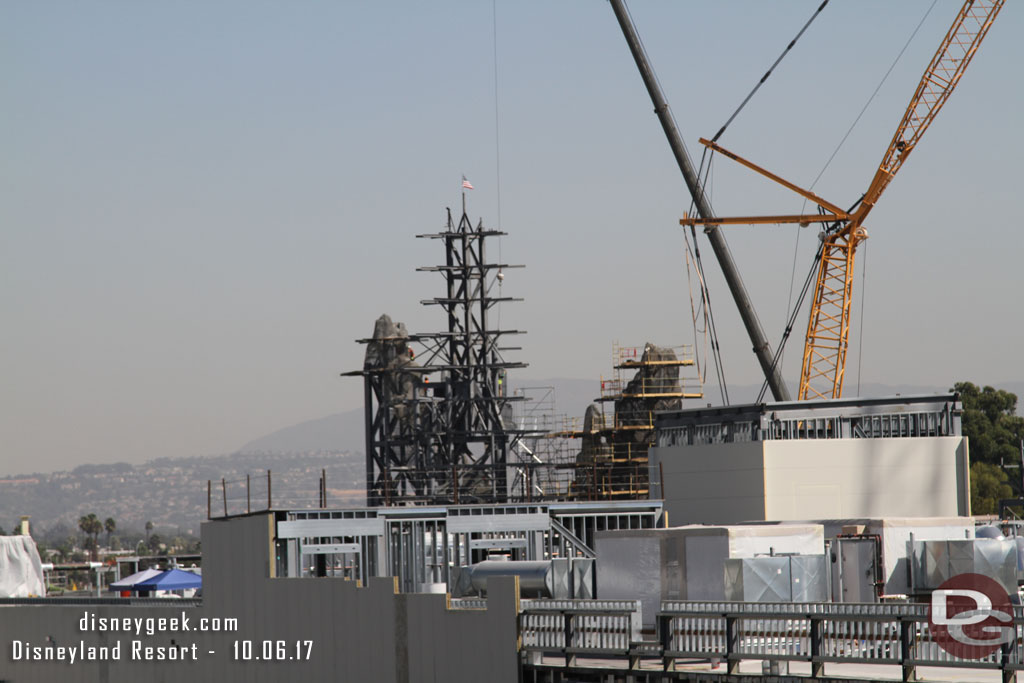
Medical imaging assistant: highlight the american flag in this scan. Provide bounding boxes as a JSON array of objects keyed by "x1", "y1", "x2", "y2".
[{"x1": 461, "y1": 175, "x2": 474, "y2": 190}]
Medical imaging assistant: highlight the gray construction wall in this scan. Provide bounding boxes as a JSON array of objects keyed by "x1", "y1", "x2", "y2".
[
  {"x1": 651, "y1": 436, "x2": 969, "y2": 525},
  {"x1": 0, "y1": 513, "x2": 519, "y2": 683},
  {"x1": 651, "y1": 441, "x2": 767, "y2": 525}
]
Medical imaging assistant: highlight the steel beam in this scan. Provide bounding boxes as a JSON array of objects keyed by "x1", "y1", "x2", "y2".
[{"x1": 608, "y1": 0, "x2": 791, "y2": 401}]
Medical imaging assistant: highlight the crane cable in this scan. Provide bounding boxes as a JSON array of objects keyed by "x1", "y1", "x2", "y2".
[
  {"x1": 688, "y1": 0, "x2": 831, "y2": 403},
  {"x1": 803, "y1": 0, "x2": 939, "y2": 198},
  {"x1": 492, "y1": 0, "x2": 504, "y2": 332},
  {"x1": 711, "y1": 0, "x2": 829, "y2": 144},
  {"x1": 856, "y1": 242, "x2": 867, "y2": 395},
  {"x1": 619, "y1": 0, "x2": 729, "y2": 404},
  {"x1": 686, "y1": 149, "x2": 730, "y2": 406},
  {"x1": 772, "y1": 0, "x2": 939, "y2": 397}
]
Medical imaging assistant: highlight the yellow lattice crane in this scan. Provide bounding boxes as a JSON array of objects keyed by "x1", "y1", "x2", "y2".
[{"x1": 680, "y1": 0, "x2": 1003, "y2": 400}]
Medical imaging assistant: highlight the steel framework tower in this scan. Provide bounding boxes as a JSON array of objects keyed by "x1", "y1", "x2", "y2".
[{"x1": 346, "y1": 200, "x2": 530, "y2": 506}]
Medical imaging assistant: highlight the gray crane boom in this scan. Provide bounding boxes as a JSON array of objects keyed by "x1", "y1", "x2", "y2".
[{"x1": 609, "y1": 0, "x2": 791, "y2": 401}]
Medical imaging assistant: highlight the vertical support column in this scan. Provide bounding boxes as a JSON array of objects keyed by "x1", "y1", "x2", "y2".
[
  {"x1": 726, "y1": 614, "x2": 740, "y2": 675},
  {"x1": 900, "y1": 618, "x2": 916, "y2": 683},
  {"x1": 810, "y1": 615, "x2": 824, "y2": 678},
  {"x1": 563, "y1": 611, "x2": 574, "y2": 668},
  {"x1": 659, "y1": 614, "x2": 674, "y2": 672},
  {"x1": 1002, "y1": 635, "x2": 1018, "y2": 683}
]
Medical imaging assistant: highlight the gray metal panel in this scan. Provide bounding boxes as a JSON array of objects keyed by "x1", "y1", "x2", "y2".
[
  {"x1": 838, "y1": 538, "x2": 877, "y2": 603},
  {"x1": 571, "y1": 558, "x2": 595, "y2": 600},
  {"x1": 948, "y1": 539, "x2": 976, "y2": 578},
  {"x1": 468, "y1": 538, "x2": 528, "y2": 551},
  {"x1": 976, "y1": 538, "x2": 1018, "y2": 595},
  {"x1": 723, "y1": 558, "x2": 744, "y2": 601},
  {"x1": 278, "y1": 517, "x2": 385, "y2": 538},
  {"x1": 912, "y1": 538, "x2": 1017, "y2": 594},
  {"x1": 595, "y1": 533, "x2": 661, "y2": 627},
  {"x1": 446, "y1": 512, "x2": 550, "y2": 533},
  {"x1": 302, "y1": 543, "x2": 361, "y2": 555},
  {"x1": 916, "y1": 538, "x2": 948, "y2": 589},
  {"x1": 790, "y1": 555, "x2": 829, "y2": 602},
  {"x1": 551, "y1": 558, "x2": 570, "y2": 599},
  {"x1": 744, "y1": 556, "x2": 791, "y2": 602}
]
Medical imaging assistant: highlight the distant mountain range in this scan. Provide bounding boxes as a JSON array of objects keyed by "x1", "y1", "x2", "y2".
[
  {"x1": 237, "y1": 378, "x2": 604, "y2": 454},
  {"x1": 5, "y1": 378, "x2": 1018, "y2": 540},
  {"x1": 238, "y1": 378, "x2": 1023, "y2": 454}
]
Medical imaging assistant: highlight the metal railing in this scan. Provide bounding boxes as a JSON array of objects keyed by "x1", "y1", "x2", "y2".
[
  {"x1": 520, "y1": 600, "x2": 641, "y2": 667},
  {"x1": 659, "y1": 602, "x2": 1016, "y2": 679},
  {"x1": 517, "y1": 598, "x2": 1024, "y2": 681}
]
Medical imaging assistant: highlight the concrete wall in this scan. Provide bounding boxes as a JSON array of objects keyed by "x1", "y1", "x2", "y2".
[
  {"x1": 652, "y1": 436, "x2": 969, "y2": 525},
  {"x1": 651, "y1": 441, "x2": 766, "y2": 525},
  {"x1": 0, "y1": 514, "x2": 519, "y2": 683}
]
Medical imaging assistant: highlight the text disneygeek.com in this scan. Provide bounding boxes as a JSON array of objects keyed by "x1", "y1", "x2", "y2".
[{"x1": 9, "y1": 611, "x2": 313, "y2": 663}]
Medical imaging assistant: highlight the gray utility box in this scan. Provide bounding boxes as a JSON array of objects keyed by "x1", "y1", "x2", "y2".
[
  {"x1": 758, "y1": 517, "x2": 974, "y2": 600},
  {"x1": 911, "y1": 538, "x2": 1017, "y2": 596},
  {"x1": 724, "y1": 555, "x2": 829, "y2": 602},
  {"x1": 595, "y1": 525, "x2": 824, "y2": 626}
]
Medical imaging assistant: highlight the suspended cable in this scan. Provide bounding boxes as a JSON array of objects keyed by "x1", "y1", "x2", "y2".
[
  {"x1": 756, "y1": 238, "x2": 824, "y2": 404},
  {"x1": 692, "y1": 227, "x2": 729, "y2": 407},
  {"x1": 806, "y1": 0, "x2": 939, "y2": 192},
  {"x1": 621, "y1": 0, "x2": 731, "y2": 402},
  {"x1": 781, "y1": 222, "x2": 803, "y2": 364},
  {"x1": 492, "y1": 0, "x2": 503, "y2": 230},
  {"x1": 682, "y1": 233, "x2": 707, "y2": 385},
  {"x1": 685, "y1": 149, "x2": 729, "y2": 405},
  {"x1": 711, "y1": 0, "x2": 829, "y2": 143},
  {"x1": 856, "y1": 241, "x2": 867, "y2": 396},
  {"x1": 766, "y1": 4, "x2": 937, "y2": 402},
  {"x1": 492, "y1": 0, "x2": 504, "y2": 330}
]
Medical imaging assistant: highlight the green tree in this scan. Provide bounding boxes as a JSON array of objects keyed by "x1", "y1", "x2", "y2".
[
  {"x1": 104, "y1": 518, "x2": 116, "y2": 547},
  {"x1": 147, "y1": 533, "x2": 164, "y2": 553},
  {"x1": 78, "y1": 514, "x2": 102, "y2": 561},
  {"x1": 955, "y1": 382, "x2": 1024, "y2": 467},
  {"x1": 956, "y1": 381, "x2": 1024, "y2": 512},
  {"x1": 970, "y1": 462, "x2": 1013, "y2": 515}
]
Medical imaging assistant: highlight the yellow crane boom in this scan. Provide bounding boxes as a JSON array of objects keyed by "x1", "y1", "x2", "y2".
[{"x1": 680, "y1": 0, "x2": 1004, "y2": 400}]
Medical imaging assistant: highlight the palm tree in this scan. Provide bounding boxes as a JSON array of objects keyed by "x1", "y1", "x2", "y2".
[
  {"x1": 145, "y1": 520, "x2": 154, "y2": 540},
  {"x1": 78, "y1": 513, "x2": 102, "y2": 561},
  {"x1": 104, "y1": 518, "x2": 116, "y2": 547}
]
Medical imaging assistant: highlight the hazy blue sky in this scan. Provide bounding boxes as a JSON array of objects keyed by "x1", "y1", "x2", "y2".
[{"x1": 2, "y1": 2, "x2": 1020, "y2": 475}]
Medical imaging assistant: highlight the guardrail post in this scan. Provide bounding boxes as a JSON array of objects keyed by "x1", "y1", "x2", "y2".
[
  {"x1": 810, "y1": 614, "x2": 824, "y2": 678},
  {"x1": 1002, "y1": 637, "x2": 1017, "y2": 683},
  {"x1": 900, "y1": 617, "x2": 916, "y2": 683},
  {"x1": 659, "y1": 613, "x2": 674, "y2": 672},
  {"x1": 563, "y1": 611, "x2": 574, "y2": 668},
  {"x1": 726, "y1": 614, "x2": 739, "y2": 675}
]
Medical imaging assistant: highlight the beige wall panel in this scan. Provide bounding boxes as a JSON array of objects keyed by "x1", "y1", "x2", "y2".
[{"x1": 763, "y1": 437, "x2": 966, "y2": 520}]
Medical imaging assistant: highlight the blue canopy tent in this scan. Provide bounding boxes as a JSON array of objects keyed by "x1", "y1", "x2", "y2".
[{"x1": 132, "y1": 568, "x2": 201, "y2": 592}]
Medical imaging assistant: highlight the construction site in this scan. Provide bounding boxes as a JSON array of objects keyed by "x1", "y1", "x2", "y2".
[
  {"x1": 340, "y1": 0, "x2": 1004, "y2": 510},
  {"x1": 3, "y1": 2, "x2": 1016, "y2": 683}
]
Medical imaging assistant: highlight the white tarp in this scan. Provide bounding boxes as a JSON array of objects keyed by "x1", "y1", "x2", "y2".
[
  {"x1": 0, "y1": 535, "x2": 45, "y2": 597},
  {"x1": 725, "y1": 524, "x2": 825, "y2": 558}
]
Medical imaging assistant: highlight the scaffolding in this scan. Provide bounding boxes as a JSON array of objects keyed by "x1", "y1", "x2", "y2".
[
  {"x1": 344, "y1": 201, "x2": 540, "y2": 506},
  {"x1": 570, "y1": 343, "x2": 703, "y2": 500}
]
